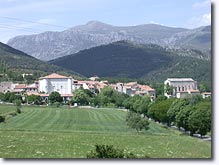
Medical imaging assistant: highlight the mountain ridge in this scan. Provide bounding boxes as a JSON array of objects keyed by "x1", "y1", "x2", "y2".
[{"x1": 7, "y1": 21, "x2": 210, "y2": 61}]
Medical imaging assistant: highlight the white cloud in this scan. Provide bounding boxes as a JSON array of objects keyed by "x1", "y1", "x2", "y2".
[
  {"x1": 186, "y1": 13, "x2": 211, "y2": 28},
  {"x1": 193, "y1": 0, "x2": 211, "y2": 9}
]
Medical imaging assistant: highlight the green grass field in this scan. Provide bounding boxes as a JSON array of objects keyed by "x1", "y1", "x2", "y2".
[{"x1": 0, "y1": 105, "x2": 211, "y2": 158}]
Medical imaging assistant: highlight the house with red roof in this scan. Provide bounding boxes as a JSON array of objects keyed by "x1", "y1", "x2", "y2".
[{"x1": 38, "y1": 73, "x2": 73, "y2": 95}]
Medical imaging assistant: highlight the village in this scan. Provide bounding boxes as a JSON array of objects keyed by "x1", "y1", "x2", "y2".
[{"x1": 0, "y1": 73, "x2": 211, "y2": 105}]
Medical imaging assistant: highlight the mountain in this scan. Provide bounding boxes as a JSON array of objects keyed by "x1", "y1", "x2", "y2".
[
  {"x1": 165, "y1": 26, "x2": 211, "y2": 52},
  {"x1": 49, "y1": 41, "x2": 211, "y2": 82},
  {"x1": 7, "y1": 21, "x2": 211, "y2": 61},
  {"x1": 0, "y1": 42, "x2": 79, "y2": 76}
]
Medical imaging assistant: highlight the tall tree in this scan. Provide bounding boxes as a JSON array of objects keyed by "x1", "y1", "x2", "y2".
[
  {"x1": 72, "y1": 89, "x2": 91, "y2": 105},
  {"x1": 188, "y1": 102, "x2": 211, "y2": 136},
  {"x1": 48, "y1": 92, "x2": 62, "y2": 104},
  {"x1": 175, "y1": 105, "x2": 194, "y2": 131},
  {"x1": 167, "y1": 99, "x2": 190, "y2": 125}
]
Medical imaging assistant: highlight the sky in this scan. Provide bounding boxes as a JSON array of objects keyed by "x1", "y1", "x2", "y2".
[{"x1": 0, "y1": 0, "x2": 211, "y2": 43}]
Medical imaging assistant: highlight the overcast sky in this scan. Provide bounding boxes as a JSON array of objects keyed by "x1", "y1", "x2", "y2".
[{"x1": 0, "y1": 0, "x2": 211, "y2": 43}]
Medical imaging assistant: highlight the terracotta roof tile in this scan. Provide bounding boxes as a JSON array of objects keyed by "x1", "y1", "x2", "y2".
[
  {"x1": 14, "y1": 84, "x2": 26, "y2": 89},
  {"x1": 40, "y1": 73, "x2": 69, "y2": 79},
  {"x1": 138, "y1": 85, "x2": 155, "y2": 91}
]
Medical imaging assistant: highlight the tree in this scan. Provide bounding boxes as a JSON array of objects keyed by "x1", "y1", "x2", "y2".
[
  {"x1": 167, "y1": 99, "x2": 190, "y2": 125},
  {"x1": 133, "y1": 96, "x2": 151, "y2": 117},
  {"x1": 72, "y1": 89, "x2": 90, "y2": 105},
  {"x1": 164, "y1": 83, "x2": 174, "y2": 95},
  {"x1": 198, "y1": 82, "x2": 211, "y2": 93},
  {"x1": 0, "y1": 92, "x2": 4, "y2": 101},
  {"x1": 150, "y1": 83, "x2": 164, "y2": 96},
  {"x1": 15, "y1": 99, "x2": 21, "y2": 113},
  {"x1": 155, "y1": 95, "x2": 167, "y2": 102},
  {"x1": 126, "y1": 112, "x2": 149, "y2": 132},
  {"x1": 2, "y1": 92, "x2": 22, "y2": 103},
  {"x1": 188, "y1": 102, "x2": 211, "y2": 136},
  {"x1": 114, "y1": 93, "x2": 129, "y2": 108},
  {"x1": 187, "y1": 94, "x2": 203, "y2": 105},
  {"x1": 26, "y1": 94, "x2": 41, "y2": 105},
  {"x1": 48, "y1": 92, "x2": 62, "y2": 104},
  {"x1": 148, "y1": 99, "x2": 175, "y2": 124},
  {"x1": 123, "y1": 95, "x2": 141, "y2": 111},
  {"x1": 175, "y1": 105, "x2": 194, "y2": 131}
]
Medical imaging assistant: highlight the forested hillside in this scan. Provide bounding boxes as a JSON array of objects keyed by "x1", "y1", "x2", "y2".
[{"x1": 50, "y1": 41, "x2": 211, "y2": 83}]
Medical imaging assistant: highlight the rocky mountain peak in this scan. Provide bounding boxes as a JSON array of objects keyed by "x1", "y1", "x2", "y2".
[{"x1": 7, "y1": 21, "x2": 211, "y2": 61}]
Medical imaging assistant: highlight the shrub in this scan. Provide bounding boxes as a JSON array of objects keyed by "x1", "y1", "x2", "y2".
[
  {"x1": 0, "y1": 115, "x2": 5, "y2": 123},
  {"x1": 126, "y1": 112, "x2": 149, "y2": 132},
  {"x1": 14, "y1": 99, "x2": 21, "y2": 114},
  {"x1": 48, "y1": 92, "x2": 63, "y2": 104},
  {"x1": 106, "y1": 103, "x2": 115, "y2": 108},
  {"x1": 53, "y1": 101, "x2": 61, "y2": 107},
  {"x1": 87, "y1": 144, "x2": 137, "y2": 158}
]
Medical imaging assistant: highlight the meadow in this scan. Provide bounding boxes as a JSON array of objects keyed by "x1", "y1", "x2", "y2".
[{"x1": 0, "y1": 104, "x2": 211, "y2": 158}]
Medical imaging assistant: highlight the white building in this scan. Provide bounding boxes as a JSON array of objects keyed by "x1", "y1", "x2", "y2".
[
  {"x1": 202, "y1": 92, "x2": 211, "y2": 99},
  {"x1": 38, "y1": 73, "x2": 73, "y2": 94},
  {"x1": 164, "y1": 78, "x2": 200, "y2": 98},
  {"x1": 0, "y1": 81, "x2": 13, "y2": 93}
]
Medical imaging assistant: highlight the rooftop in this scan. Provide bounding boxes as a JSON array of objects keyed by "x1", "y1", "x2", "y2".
[
  {"x1": 14, "y1": 84, "x2": 26, "y2": 89},
  {"x1": 138, "y1": 85, "x2": 155, "y2": 91},
  {"x1": 39, "y1": 73, "x2": 71, "y2": 79},
  {"x1": 166, "y1": 78, "x2": 195, "y2": 82}
]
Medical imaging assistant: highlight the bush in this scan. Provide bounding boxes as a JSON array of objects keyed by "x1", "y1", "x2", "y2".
[
  {"x1": 126, "y1": 112, "x2": 149, "y2": 132},
  {"x1": 0, "y1": 115, "x2": 5, "y2": 123},
  {"x1": 48, "y1": 92, "x2": 63, "y2": 104},
  {"x1": 106, "y1": 103, "x2": 115, "y2": 108},
  {"x1": 53, "y1": 101, "x2": 61, "y2": 107},
  {"x1": 87, "y1": 144, "x2": 137, "y2": 158},
  {"x1": 14, "y1": 99, "x2": 21, "y2": 114}
]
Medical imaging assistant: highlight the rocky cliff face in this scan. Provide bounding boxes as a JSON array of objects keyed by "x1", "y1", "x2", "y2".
[{"x1": 7, "y1": 21, "x2": 211, "y2": 61}]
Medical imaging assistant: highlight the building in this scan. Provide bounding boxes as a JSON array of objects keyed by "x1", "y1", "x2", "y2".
[
  {"x1": 115, "y1": 82, "x2": 156, "y2": 100},
  {"x1": 0, "y1": 81, "x2": 13, "y2": 93},
  {"x1": 202, "y1": 92, "x2": 211, "y2": 99},
  {"x1": 13, "y1": 83, "x2": 38, "y2": 95},
  {"x1": 72, "y1": 80, "x2": 83, "y2": 91},
  {"x1": 38, "y1": 73, "x2": 73, "y2": 95},
  {"x1": 89, "y1": 76, "x2": 99, "y2": 81},
  {"x1": 164, "y1": 78, "x2": 200, "y2": 98},
  {"x1": 137, "y1": 85, "x2": 156, "y2": 100}
]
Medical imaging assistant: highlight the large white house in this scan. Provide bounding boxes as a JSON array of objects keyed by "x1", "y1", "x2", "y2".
[
  {"x1": 38, "y1": 73, "x2": 73, "y2": 94},
  {"x1": 164, "y1": 78, "x2": 200, "y2": 98}
]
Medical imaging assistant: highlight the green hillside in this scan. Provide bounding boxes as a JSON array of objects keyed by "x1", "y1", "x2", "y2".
[
  {"x1": 50, "y1": 41, "x2": 211, "y2": 83},
  {"x1": 0, "y1": 105, "x2": 211, "y2": 158},
  {"x1": 0, "y1": 42, "x2": 81, "y2": 80}
]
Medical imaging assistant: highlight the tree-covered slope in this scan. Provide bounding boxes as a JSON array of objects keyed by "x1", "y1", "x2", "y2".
[
  {"x1": 50, "y1": 41, "x2": 211, "y2": 82},
  {"x1": 0, "y1": 42, "x2": 80, "y2": 77}
]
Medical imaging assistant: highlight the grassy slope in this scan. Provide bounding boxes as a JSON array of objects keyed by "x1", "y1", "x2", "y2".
[{"x1": 0, "y1": 105, "x2": 211, "y2": 158}]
